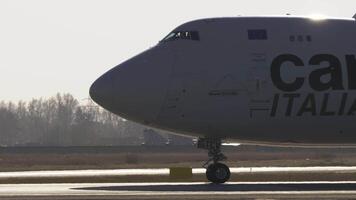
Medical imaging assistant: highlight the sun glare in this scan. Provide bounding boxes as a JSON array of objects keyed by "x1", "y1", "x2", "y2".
[{"x1": 308, "y1": 14, "x2": 328, "y2": 21}]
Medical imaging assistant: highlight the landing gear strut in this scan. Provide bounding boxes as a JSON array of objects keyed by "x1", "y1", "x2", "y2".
[{"x1": 197, "y1": 138, "x2": 231, "y2": 184}]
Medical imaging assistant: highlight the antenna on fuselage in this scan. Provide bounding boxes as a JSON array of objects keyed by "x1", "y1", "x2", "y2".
[{"x1": 353, "y1": 13, "x2": 356, "y2": 19}]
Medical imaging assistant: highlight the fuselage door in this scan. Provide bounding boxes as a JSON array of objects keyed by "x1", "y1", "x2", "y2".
[
  {"x1": 157, "y1": 46, "x2": 187, "y2": 120},
  {"x1": 246, "y1": 53, "x2": 273, "y2": 118},
  {"x1": 157, "y1": 42, "x2": 205, "y2": 123}
]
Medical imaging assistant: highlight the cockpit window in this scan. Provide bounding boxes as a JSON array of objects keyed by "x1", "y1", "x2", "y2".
[{"x1": 161, "y1": 31, "x2": 200, "y2": 42}]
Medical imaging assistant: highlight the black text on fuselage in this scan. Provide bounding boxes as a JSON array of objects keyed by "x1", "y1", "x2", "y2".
[{"x1": 270, "y1": 54, "x2": 356, "y2": 117}]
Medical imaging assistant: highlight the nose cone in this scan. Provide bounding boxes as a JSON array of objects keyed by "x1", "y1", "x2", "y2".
[
  {"x1": 109, "y1": 46, "x2": 173, "y2": 124},
  {"x1": 89, "y1": 72, "x2": 113, "y2": 110}
]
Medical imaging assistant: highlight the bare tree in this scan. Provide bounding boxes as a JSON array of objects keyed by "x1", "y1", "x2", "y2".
[
  {"x1": 0, "y1": 93, "x2": 191, "y2": 147},
  {"x1": 0, "y1": 103, "x2": 19, "y2": 146}
]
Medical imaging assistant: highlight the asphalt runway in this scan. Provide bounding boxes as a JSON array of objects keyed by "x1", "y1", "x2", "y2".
[
  {"x1": 1, "y1": 182, "x2": 356, "y2": 199},
  {"x1": 2, "y1": 167, "x2": 356, "y2": 199}
]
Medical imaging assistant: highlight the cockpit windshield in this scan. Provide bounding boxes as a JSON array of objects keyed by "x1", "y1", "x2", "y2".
[{"x1": 161, "y1": 31, "x2": 200, "y2": 42}]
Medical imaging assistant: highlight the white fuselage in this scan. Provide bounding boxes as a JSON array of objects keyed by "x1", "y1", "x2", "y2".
[{"x1": 90, "y1": 16, "x2": 356, "y2": 146}]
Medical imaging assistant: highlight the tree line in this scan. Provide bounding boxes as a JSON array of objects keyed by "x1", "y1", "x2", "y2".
[{"x1": 0, "y1": 93, "x2": 180, "y2": 146}]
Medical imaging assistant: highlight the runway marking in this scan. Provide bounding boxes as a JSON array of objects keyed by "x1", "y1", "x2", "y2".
[{"x1": 1, "y1": 166, "x2": 356, "y2": 178}]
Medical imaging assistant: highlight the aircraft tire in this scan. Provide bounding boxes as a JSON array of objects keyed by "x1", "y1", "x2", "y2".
[{"x1": 206, "y1": 163, "x2": 230, "y2": 184}]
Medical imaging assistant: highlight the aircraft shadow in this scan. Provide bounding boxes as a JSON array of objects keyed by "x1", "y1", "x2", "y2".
[{"x1": 74, "y1": 182, "x2": 356, "y2": 192}]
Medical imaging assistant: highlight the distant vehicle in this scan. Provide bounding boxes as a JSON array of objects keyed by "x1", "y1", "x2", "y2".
[
  {"x1": 90, "y1": 15, "x2": 356, "y2": 183},
  {"x1": 166, "y1": 134, "x2": 194, "y2": 146},
  {"x1": 141, "y1": 129, "x2": 166, "y2": 146}
]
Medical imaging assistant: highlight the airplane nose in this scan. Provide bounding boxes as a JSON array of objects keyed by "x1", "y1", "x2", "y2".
[
  {"x1": 109, "y1": 47, "x2": 173, "y2": 124},
  {"x1": 89, "y1": 72, "x2": 113, "y2": 109}
]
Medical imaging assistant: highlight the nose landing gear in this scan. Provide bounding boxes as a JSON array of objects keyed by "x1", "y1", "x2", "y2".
[{"x1": 197, "y1": 138, "x2": 231, "y2": 184}]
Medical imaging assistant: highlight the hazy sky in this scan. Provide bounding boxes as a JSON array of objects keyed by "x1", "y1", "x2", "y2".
[{"x1": 1, "y1": 0, "x2": 355, "y2": 102}]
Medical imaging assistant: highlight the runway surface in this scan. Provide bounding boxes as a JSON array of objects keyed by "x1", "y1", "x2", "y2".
[
  {"x1": 1, "y1": 181, "x2": 356, "y2": 199},
  {"x1": 1, "y1": 166, "x2": 356, "y2": 178},
  {"x1": 2, "y1": 167, "x2": 356, "y2": 199}
]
